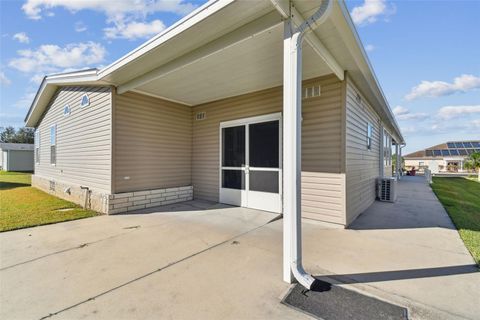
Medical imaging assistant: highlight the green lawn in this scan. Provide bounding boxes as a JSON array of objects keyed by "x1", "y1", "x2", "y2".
[
  {"x1": 0, "y1": 171, "x2": 98, "y2": 232},
  {"x1": 431, "y1": 177, "x2": 480, "y2": 265}
]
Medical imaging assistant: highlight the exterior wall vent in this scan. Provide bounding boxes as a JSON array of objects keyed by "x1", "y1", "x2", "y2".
[
  {"x1": 195, "y1": 112, "x2": 206, "y2": 121},
  {"x1": 377, "y1": 177, "x2": 397, "y2": 202},
  {"x1": 302, "y1": 85, "x2": 321, "y2": 99},
  {"x1": 49, "y1": 180, "x2": 56, "y2": 191}
]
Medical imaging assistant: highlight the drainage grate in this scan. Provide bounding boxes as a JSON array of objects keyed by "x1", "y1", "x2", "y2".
[{"x1": 282, "y1": 280, "x2": 408, "y2": 320}]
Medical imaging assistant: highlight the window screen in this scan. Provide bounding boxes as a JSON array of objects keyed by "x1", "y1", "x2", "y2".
[
  {"x1": 366, "y1": 123, "x2": 373, "y2": 150},
  {"x1": 50, "y1": 125, "x2": 56, "y2": 165},
  {"x1": 35, "y1": 130, "x2": 40, "y2": 163}
]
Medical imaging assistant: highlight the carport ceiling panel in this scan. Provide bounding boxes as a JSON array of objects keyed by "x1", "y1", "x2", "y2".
[
  {"x1": 104, "y1": 0, "x2": 275, "y2": 84},
  {"x1": 137, "y1": 26, "x2": 331, "y2": 105}
]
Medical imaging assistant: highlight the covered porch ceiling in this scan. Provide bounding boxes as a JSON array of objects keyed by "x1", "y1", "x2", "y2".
[{"x1": 131, "y1": 21, "x2": 331, "y2": 106}]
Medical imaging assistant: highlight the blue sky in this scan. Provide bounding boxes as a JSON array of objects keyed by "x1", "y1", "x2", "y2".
[{"x1": 1, "y1": 0, "x2": 479, "y2": 154}]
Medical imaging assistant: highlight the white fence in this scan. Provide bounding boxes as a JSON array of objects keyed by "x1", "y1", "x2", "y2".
[{"x1": 424, "y1": 168, "x2": 433, "y2": 184}]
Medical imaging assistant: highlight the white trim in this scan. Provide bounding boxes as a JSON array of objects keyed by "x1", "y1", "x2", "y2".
[
  {"x1": 219, "y1": 112, "x2": 282, "y2": 213},
  {"x1": 220, "y1": 112, "x2": 281, "y2": 128},
  {"x1": 130, "y1": 89, "x2": 193, "y2": 106}
]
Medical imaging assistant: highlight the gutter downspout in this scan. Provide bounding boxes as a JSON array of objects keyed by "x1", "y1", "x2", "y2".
[{"x1": 278, "y1": 0, "x2": 333, "y2": 289}]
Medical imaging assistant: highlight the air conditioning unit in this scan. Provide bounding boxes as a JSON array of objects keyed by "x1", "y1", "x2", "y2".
[{"x1": 377, "y1": 177, "x2": 397, "y2": 202}]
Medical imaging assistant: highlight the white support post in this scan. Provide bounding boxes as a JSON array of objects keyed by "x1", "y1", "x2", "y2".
[
  {"x1": 282, "y1": 20, "x2": 300, "y2": 284},
  {"x1": 398, "y1": 145, "x2": 402, "y2": 179},
  {"x1": 379, "y1": 127, "x2": 384, "y2": 178},
  {"x1": 280, "y1": 0, "x2": 332, "y2": 290},
  {"x1": 395, "y1": 144, "x2": 399, "y2": 179}
]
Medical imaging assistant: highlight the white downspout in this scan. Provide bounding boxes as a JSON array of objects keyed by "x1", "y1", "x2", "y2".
[{"x1": 281, "y1": 0, "x2": 333, "y2": 289}]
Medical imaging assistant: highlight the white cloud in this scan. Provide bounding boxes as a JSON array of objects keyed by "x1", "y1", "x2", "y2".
[
  {"x1": 365, "y1": 44, "x2": 375, "y2": 52},
  {"x1": 393, "y1": 105, "x2": 408, "y2": 116},
  {"x1": 22, "y1": 0, "x2": 196, "y2": 40},
  {"x1": 350, "y1": 0, "x2": 395, "y2": 25},
  {"x1": 14, "y1": 91, "x2": 37, "y2": 109},
  {"x1": 104, "y1": 19, "x2": 165, "y2": 40},
  {"x1": 405, "y1": 74, "x2": 480, "y2": 100},
  {"x1": 30, "y1": 74, "x2": 45, "y2": 84},
  {"x1": 0, "y1": 72, "x2": 11, "y2": 85},
  {"x1": 22, "y1": 0, "x2": 196, "y2": 19},
  {"x1": 470, "y1": 119, "x2": 480, "y2": 128},
  {"x1": 9, "y1": 42, "x2": 106, "y2": 74},
  {"x1": 437, "y1": 105, "x2": 480, "y2": 120},
  {"x1": 13, "y1": 32, "x2": 30, "y2": 44},
  {"x1": 393, "y1": 106, "x2": 428, "y2": 121},
  {"x1": 74, "y1": 21, "x2": 87, "y2": 32}
]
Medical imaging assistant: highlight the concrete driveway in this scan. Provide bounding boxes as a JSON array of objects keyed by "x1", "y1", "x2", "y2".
[
  {"x1": 1, "y1": 176, "x2": 479, "y2": 320},
  {"x1": 1, "y1": 201, "x2": 305, "y2": 320}
]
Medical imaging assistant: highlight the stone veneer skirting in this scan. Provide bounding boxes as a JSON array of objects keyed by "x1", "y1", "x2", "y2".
[
  {"x1": 32, "y1": 175, "x2": 193, "y2": 215},
  {"x1": 108, "y1": 186, "x2": 193, "y2": 214},
  {"x1": 32, "y1": 175, "x2": 110, "y2": 213}
]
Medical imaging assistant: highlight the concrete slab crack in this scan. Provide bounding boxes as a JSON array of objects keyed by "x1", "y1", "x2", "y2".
[{"x1": 38, "y1": 219, "x2": 274, "y2": 319}]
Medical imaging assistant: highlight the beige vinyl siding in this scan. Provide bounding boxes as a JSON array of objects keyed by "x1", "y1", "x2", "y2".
[
  {"x1": 35, "y1": 86, "x2": 112, "y2": 193},
  {"x1": 345, "y1": 78, "x2": 381, "y2": 224},
  {"x1": 192, "y1": 74, "x2": 345, "y2": 224},
  {"x1": 114, "y1": 92, "x2": 192, "y2": 193}
]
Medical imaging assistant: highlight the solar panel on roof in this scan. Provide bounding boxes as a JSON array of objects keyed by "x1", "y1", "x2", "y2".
[
  {"x1": 441, "y1": 150, "x2": 450, "y2": 156},
  {"x1": 449, "y1": 149, "x2": 459, "y2": 155},
  {"x1": 433, "y1": 150, "x2": 442, "y2": 156},
  {"x1": 463, "y1": 142, "x2": 473, "y2": 148},
  {"x1": 467, "y1": 149, "x2": 475, "y2": 154},
  {"x1": 471, "y1": 142, "x2": 480, "y2": 148},
  {"x1": 447, "y1": 142, "x2": 456, "y2": 148},
  {"x1": 425, "y1": 150, "x2": 433, "y2": 156},
  {"x1": 459, "y1": 149, "x2": 467, "y2": 155}
]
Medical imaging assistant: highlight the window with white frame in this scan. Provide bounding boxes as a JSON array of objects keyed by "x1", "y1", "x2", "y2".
[
  {"x1": 367, "y1": 123, "x2": 373, "y2": 150},
  {"x1": 384, "y1": 130, "x2": 392, "y2": 166},
  {"x1": 81, "y1": 94, "x2": 90, "y2": 107},
  {"x1": 35, "y1": 130, "x2": 40, "y2": 163},
  {"x1": 50, "y1": 125, "x2": 56, "y2": 165},
  {"x1": 63, "y1": 104, "x2": 71, "y2": 116}
]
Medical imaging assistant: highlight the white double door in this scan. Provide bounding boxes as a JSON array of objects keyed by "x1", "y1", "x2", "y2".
[{"x1": 219, "y1": 113, "x2": 282, "y2": 213}]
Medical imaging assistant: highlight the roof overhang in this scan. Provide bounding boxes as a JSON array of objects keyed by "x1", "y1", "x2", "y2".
[{"x1": 24, "y1": 0, "x2": 404, "y2": 144}]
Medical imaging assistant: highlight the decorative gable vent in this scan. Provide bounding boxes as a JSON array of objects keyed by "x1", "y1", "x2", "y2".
[
  {"x1": 195, "y1": 112, "x2": 206, "y2": 121},
  {"x1": 302, "y1": 85, "x2": 321, "y2": 99}
]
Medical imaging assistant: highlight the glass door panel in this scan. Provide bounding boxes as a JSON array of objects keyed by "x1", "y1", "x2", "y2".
[
  {"x1": 222, "y1": 125, "x2": 245, "y2": 167},
  {"x1": 219, "y1": 114, "x2": 282, "y2": 213}
]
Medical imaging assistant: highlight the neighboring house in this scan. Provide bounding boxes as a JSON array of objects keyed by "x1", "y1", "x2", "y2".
[
  {"x1": 0, "y1": 143, "x2": 34, "y2": 172},
  {"x1": 25, "y1": 0, "x2": 404, "y2": 229},
  {"x1": 404, "y1": 141, "x2": 480, "y2": 173}
]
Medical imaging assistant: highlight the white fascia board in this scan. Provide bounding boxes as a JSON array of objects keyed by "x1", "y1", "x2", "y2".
[
  {"x1": 118, "y1": 10, "x2": 283, "y2": 94},
  {"x1": 24, "y1": 69, "x2": 107, "y2": 127},
  {"x1": 98, "y1": 0, "x2": 234, "y2": 79},
  {"x1": 337, "y1": 0, "x2": 404, "y2": 144}
]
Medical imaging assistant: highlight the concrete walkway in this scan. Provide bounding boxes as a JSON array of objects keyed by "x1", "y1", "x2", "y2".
[
  {"x1": 1, "y1": 176, "x2": 478, "y2": 319},
  {"x1": 303, "y1": 176, "x2": 479, "y2": 320}
]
